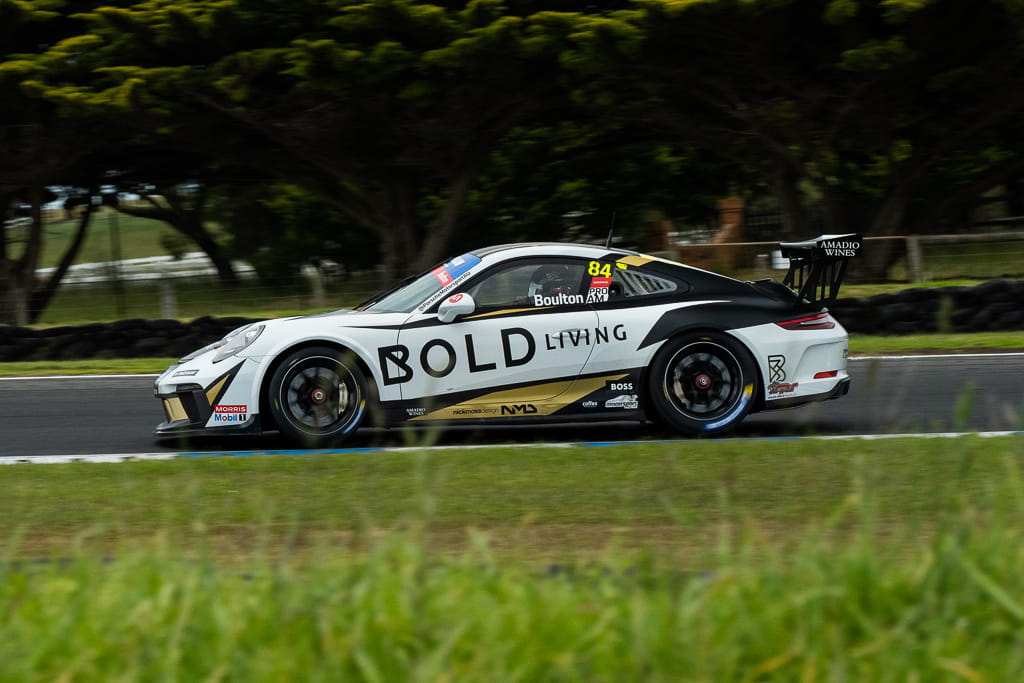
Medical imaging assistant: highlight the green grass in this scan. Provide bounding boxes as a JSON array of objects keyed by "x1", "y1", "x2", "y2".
[
  {"x1": 31, "y1": 208, "x2": 197, "y2": 268},
  {"x1": 0, "y1": 358, "x2": 179, "y2": 375},
  {"x1": 851, "y1": 330, "x2": 1024, "y2": 354},
  {"x1": 33, "y1": 278, "x2": 374, "y2": 326},
  {"x1": 915, "y1": 240, "x2": 1024, "y2": 281},
  {"x1": 3, "y1": 437, "x2": 1022, "y2": 558},
  {"x1": 2, "y1": 437, "x2": 1024, "y2": 680}
]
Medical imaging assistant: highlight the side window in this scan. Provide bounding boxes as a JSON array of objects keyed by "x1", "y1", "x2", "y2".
[
  {"x1": 468, "y1": 259, "x2": 589, "y2": 308},
  {"x1": 612, "y1": 268, "x2": 682, "y2": 297},
  {"x1": 589, "y1": 263, "x2": 687, "y2": 302}
]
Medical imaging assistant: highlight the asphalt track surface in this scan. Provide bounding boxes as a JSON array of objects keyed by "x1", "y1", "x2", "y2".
[{"x1": 1, "y1": 354, "x2": 1023, "y2": 458}]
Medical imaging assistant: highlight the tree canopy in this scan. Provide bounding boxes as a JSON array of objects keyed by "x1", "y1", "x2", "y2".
[
  {"x1": 3, "y1": 0, "x2": 1024, "y2": 322},
  {"x1": 563, "y1": 0, "x2": 1024, "y2": 274}
]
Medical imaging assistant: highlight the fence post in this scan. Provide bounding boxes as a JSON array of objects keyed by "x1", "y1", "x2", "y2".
[
  {"x1": 13, "y1": 287, "x2": 28, "y2": 326},
  {"x1": 160, "y1": 281, "x2": 178, "y2": 318},
  {"x1": 905, "y1": 236, "x2": 924, "y2": 283},
  {"x1": 308, "y1": 267, "x2": 326, "y2": 309}
]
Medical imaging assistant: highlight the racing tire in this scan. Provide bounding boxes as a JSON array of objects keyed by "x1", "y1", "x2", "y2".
[
  {"x1": 267, "y1": 346, "x2": 369, "y2": 447},
  {"x1": 648, "y1": 332, "x2": 758, "y2": 436}
]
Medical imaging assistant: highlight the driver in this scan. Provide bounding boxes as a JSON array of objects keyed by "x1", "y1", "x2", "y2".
[{"x1": 528, "y1": 264, "x2": 575, "y2": 298}]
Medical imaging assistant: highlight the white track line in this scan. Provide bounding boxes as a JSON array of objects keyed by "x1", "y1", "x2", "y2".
[
  {"x1": 3, "y1": 431, "x2": 1021, "y2": 465},
  {"x1": 0, "y1": 374, "x2": 160, "y2": 381},
  {"x1": 851, "y1": 353, "x2": 1024, "y2": 360}
]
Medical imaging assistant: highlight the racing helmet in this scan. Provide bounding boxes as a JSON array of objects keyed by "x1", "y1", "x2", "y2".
[{"x1": 528, "y1": 264, "x2": 573, "y2": 297}]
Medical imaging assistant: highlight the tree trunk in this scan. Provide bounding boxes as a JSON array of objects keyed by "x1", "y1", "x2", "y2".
[
  {"x1": 0, "y1": 260, "x2": 30, "y2": 326},
  {"x1": 376, "y1": 178, "x2": 420, "y2": 281},
  {"x1": 180, "y1": 212, "x2": 238, "y2": 285},
  {"x1": 0, "y1": 186, "x2": 44, "y2": 325},
  {"x1": 415, "y1": 170, "x2": 477, "y2": 272},
  {"x1": 115, "y1": 189, "x2": 239, "y2": 285},
  {"x1": 0, "y1": 192, "x2": 7, "y2": 263},
  {"x1": 773, "y1": 160, "x2": 808, "y2": 240},
  {"x1": 28, "y1": 191, "x2": 97, "y2": 323},
  {"x1": 854, "y1": 185, "x2": 913, "y2": 282}
]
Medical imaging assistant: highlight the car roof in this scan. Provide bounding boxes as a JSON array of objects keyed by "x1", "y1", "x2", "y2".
[
  {"x1": 462, "y1": 242, "x2": 756, "y2": 293},
  {"x1": 469, "y1": 242, "x2": 644, "y2": 261}
]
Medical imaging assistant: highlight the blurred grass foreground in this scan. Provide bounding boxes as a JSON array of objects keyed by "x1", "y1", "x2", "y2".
[{"x1": 2, "y1": 437, "x2": 1023, "y2": 680}]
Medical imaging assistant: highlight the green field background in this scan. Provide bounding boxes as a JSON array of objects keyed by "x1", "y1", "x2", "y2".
[{"x1": 3, "y1": 437, "x2": 1024, "y2": 679}]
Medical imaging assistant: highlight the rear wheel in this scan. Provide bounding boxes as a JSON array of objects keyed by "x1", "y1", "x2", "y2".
[
  {"x1": 648, "y1": 332, "x2": 758, "y2": 435},
  {"x1": 267, "y1": 346, "x2": 368, "y2": 447}
]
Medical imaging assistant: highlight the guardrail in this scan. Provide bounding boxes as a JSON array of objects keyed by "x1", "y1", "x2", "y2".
[{"x1": 671, "y1": 232, "x2": 1024, "y2": 283}]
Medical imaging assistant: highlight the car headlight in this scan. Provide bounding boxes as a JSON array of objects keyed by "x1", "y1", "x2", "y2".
[
  {"x1": 211, "y1": 324, "x2": 265, "y2": 363},
  {"x1": 179, "y1": 324, "x2": 266, "y2": 364}
]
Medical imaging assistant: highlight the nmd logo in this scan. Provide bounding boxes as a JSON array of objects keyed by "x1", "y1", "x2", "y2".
[{"x1": 501, "y1": 403, "x2": 538, "y2": 416}]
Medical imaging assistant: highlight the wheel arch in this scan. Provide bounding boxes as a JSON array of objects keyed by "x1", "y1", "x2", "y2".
[{"x1": 257, "y1": 339, "x2": 380, "y2": 431}]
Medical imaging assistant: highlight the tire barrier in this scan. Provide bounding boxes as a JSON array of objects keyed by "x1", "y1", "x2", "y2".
[
  {"x1": 0, "y1": 278, "x2": 1022, "y2": 362},
  {"x1": 829, "y1": 278, "x2": 1024, "y2": 335},
  {"x1": 0, "y1": 316, "x2": 264, "y2": 363}
]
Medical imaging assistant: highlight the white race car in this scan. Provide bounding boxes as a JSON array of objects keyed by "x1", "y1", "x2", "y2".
[{"x1": 155, "y1": 235, "x2": 860, "y2": 446}]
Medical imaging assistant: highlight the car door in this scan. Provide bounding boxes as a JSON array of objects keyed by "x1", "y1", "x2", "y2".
[
  {"x1": 386, "y1": 257, "x2": 601, "y2": 416},
  {"x1": 584, "y1": 255, "x2": 691, "y2": 383}
]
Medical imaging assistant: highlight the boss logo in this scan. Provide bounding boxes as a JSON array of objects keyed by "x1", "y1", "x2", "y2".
[{"x1": 606, "y1": 381, "x2": 634, "y2": 392}]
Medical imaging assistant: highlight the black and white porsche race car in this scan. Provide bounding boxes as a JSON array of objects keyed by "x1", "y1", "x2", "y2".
[{"x1": 155, "y1": 235, "x2": 861, "y2": 446}]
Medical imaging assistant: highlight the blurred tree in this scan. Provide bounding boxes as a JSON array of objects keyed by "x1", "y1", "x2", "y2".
[
  {"x1": 47, "y1": 0, "x2": 579, "y2": 278},
  {"x1": 210, "y1": 182, "x2": 379, "y2": 282},
  {"x1": 0, "y1": 0, "x2": 117, "y2": 324},
  {"x1": 562, "y1": 0, "x2": 1024, "y2": 279},
  {"x1": 460, "y1": 121, "x2": 740, "y2": 250},
  {"x1": 17, "y1": 0, "x2": 1024, "y2": 293}
]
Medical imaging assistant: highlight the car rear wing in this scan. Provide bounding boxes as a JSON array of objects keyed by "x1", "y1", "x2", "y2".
[{"x1": 779, "y1": 233, "x2": 862, "y2": 307}]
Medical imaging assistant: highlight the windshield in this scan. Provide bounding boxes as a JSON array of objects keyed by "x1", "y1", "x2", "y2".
[{"x1": 357, "y1": 253, "x2": 482, "y2": 313}]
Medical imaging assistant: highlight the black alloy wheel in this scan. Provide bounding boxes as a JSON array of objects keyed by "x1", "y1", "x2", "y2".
[
  {"x1": 267, "y1": 346, "x2": 368, "y2": 447},
  {"x1": 648, "y1": 332, "x2": 758, "y2": 435}
]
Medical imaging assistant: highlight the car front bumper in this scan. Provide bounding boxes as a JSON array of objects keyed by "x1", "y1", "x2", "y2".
[{"x1": 153, "y1": 355, "x2": 264, "y2": 438}]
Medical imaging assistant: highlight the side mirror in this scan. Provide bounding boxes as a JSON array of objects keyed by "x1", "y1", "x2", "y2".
[{"x1": 437, "y1": 292, "x2": 476, "y2": 323}]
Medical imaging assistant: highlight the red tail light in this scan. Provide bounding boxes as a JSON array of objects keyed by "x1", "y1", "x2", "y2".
[
  {"x1": 776, "y1": 312, "x2": 835, "y2": 330},
  {"x1": 814, "y1": 370, "x2": 839, "y2": 379}
]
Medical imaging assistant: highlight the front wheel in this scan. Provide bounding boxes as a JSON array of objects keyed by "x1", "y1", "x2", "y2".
[
  {"x1": 648, "y1": 332, "x2": 758, "y2": 436},
  {"x1": 267, "y1": 346, "x2": 368, "y2": 447}
]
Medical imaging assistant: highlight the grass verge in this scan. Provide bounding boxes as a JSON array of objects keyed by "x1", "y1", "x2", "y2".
[
  {"x1": 3, "y1": 436, "x2": 1022, "y2": 559},
  {"x1": 2, "y1": 437, "x2": 1023, "y2": 680}
]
